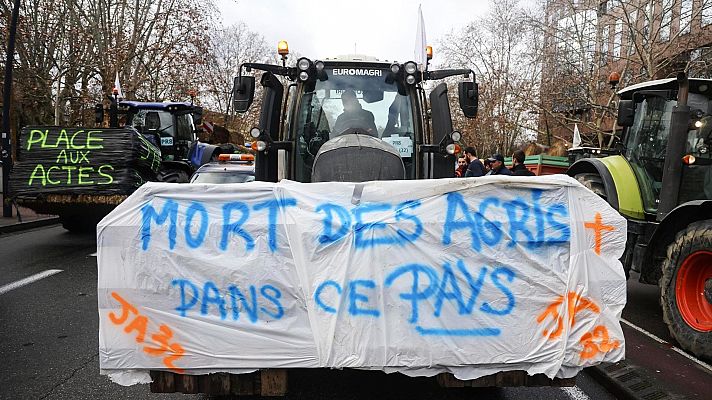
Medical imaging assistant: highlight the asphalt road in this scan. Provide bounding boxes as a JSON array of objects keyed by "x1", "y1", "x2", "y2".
[{"x1": 1, "y1": 225, "x2": 618, "y2": 399}]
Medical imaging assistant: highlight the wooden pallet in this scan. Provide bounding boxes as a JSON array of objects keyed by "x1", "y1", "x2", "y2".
[
  {"x1": 151, "y1": 369, "x2": 575, "y2": 396},
  {"x1": 150, "y1": 369, "x2": 287, "y2": 396}
]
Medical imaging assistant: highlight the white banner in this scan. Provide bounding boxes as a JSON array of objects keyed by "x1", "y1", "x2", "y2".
[{"x1": 97, "y1": 176, "x2": 627, "y2": 385}]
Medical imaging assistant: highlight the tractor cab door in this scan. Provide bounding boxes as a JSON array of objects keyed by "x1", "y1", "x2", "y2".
[
  {"x1": 622, "y1": 91, "x2": 676, "y2": 214},
  {"x1": 678, "y1": 94, "x2": 712, "y2": 203},
  {"x1": 426, "y1": 83, "x2": 456, "y2": 179}
]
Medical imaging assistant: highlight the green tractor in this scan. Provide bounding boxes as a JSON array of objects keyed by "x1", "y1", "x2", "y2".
[{"x1": 567, "y1": 73, "x2": 712, "y2": 360}]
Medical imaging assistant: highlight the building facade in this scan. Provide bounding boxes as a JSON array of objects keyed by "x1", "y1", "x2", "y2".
[{"x1": 540, "y1": 0, "x2": 712, "y2": 147}]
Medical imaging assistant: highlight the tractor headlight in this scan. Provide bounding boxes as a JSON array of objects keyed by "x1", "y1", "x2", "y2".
[
  {"x1": 315, "y1": 60, "x2": 325, "y2": 71},
  {"x1": 451, "y1": 131, "x2": 462, "y2": 142},
  {"x1": 256, "y1": 141, "x2": 267, "y2": 151},
  {"x1": 299, "y1": 71, "x2": 310, "y2": 81},
  {"x1": 404, "y1": 61, "x2": 417, "y2": 74},
  {"x1": 406, "y1": 75, "x2": 416, "y2": 85},
  {"x1": 297, "y1": 57, "x2": 311, "y2": 71},
  {"x1": 390, "y1": 63, "x2": 400, "y2": 74},
  {"x1": 250, "y1": 127, "x2": 261, "y2": 138}
]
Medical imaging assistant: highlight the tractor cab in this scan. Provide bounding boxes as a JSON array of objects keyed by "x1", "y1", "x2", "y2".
[
  {"x1": 291, "y1": 58, "x2": 419, "y2": 182},
  {"x1": 120, "y1": 101, "x2": 202, "y2": 162},
  {"x1": 232, "y1": 42, "x2": 478, "y2": 183},
  {"x1": 617, "y1": 78, "x2": 712, "y2": 215}
]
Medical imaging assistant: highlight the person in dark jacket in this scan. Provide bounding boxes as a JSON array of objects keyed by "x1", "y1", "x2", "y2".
[
  {"x1": 333, "y1": 89, "x2": 378, "y2": 136},
  {"x1": 511, "y1": 150, "x2": 535, "y2": 176},
  {"x1": 463, "y1": 146, "x2": 486, "y2": 177},
  {"x1": 485, "y1": 154, "x2": 512, "y2": 175}
]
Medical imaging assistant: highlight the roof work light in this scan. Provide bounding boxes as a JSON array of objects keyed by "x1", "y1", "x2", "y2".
[{"x1": 278, "y1": 40, "x2": 289, "y2": 56}]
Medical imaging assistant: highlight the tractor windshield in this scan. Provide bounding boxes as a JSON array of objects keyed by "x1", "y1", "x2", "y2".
[
  {"x1": 625, "y1": 93, "x2": 712, "y2": 213},
  {"x1": 293, "y1": 66, "x2": 416, "y2": 182},
  {"x1": 126, "y1": 109, "x2": 176, "y2": 147}
]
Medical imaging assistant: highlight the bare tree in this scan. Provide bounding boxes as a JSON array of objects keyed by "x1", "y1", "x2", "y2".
[
  {"x1": 439, "y1": 0, "x2": 541, "y2": 157},
  {"x1": 201, "y1": 22, "x2": 269, "y2": 115},
  {"x1": 0, "y1": 0, "x2": 218, "y2": 131},
  {"x1": 529, "y1": 0, "x2": 712, "y2": 148}
]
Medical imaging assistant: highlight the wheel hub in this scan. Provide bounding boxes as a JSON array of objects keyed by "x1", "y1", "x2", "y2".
[{"x1": 676, "y1": 250, "x2": 712, "y2": 332}]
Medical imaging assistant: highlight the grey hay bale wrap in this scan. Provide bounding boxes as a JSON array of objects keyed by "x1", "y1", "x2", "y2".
[{"x1": 9, "y1": 126, "x2": 161, "y2": 198}]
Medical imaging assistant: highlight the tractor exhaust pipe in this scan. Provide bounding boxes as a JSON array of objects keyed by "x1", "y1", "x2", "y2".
[{"x1": 657, "y1": 72, "x2": 690, "y2": 221}]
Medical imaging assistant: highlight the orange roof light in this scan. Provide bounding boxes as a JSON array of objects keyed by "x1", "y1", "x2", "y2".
[
  {"x1": 608, "y1": 71, "x2": 621, "y2": 89},
  {"x1": 426, "y1": 45, "x2": 433, "y2": 60},
  {"x1": 278, "y1": 40, "x2": 289, "y2": 56},
  {"x1": 112, "y1": 87, "x2": 119, "y2": 95},
  {"x1": 218, "y1": 153, "x2": 255, "y2": 162}
]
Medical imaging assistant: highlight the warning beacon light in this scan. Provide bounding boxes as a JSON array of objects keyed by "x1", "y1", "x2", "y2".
[
  {"x1": 218, "y1": 153, "x2": 255, "y2": 162},
  {"x1": 278, "y1": 40, "x2": 289, "y2": 56},
  {"x1": 426, "y1": 45, "x2": 433, "y2": 60}
]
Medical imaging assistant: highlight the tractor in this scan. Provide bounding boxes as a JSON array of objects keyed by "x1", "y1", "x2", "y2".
[
  {"x1": 147, "y1": 42, "x2": 591, "y2": 395},
  {"x1": 567, "y1": 73, "x2": 712, "y2": 360}
]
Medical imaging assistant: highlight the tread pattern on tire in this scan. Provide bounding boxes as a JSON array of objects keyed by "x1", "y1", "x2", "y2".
[
  {"x1": 659, "y1": 219, "x2": 712, "y2": 361},
  {"x1": 157, "y1": 169, "x2": 190, "y2": 183}
]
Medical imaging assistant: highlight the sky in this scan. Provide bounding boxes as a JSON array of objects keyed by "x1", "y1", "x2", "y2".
[{"x1": 216, "y1": 0, "x2": 490, "y2": 63}]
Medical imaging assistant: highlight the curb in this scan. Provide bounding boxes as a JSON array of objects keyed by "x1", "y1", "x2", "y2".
[
  {"x1": 587, "y1": 361, "x2": 685, "y2": 400},
  {"x1": 0, "y1": 217, "x2": 60, "y2": 235}
]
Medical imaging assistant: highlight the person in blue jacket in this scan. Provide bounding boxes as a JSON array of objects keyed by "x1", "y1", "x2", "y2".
[{"x1": 463, "y1": 146, "x2": 486, "y2": 177}]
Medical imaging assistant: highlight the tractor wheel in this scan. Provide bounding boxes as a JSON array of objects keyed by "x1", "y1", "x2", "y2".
[
  {"x1": 157, "y1": 168, "x2": 190, "y2": 183},
  {"x1": 574, "y1": 173, "x2": 607, "y2": 200},
  {"x1": 660, "y1": 219, "x2": 712, "y2": 360}
]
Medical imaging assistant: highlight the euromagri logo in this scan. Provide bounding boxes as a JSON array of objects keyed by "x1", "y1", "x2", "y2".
[{"x1": 332, "y1": 68, "x2": 383, "y2": 76}]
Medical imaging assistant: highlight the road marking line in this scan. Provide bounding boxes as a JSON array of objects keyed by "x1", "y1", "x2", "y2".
[
  {"x1": 0, "y1": 269, "x2": 63, "y2": 295},
  {"x1": 620, "y1": 318, "x2": 712, "y2": 373},
  {"x1": 561, "y1": 386, "x2": 591, "y2": 400}
]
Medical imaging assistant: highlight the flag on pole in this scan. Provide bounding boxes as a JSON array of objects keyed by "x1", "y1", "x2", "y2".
[
  {"x1": 414, "y1": 4, "x2": 427, "y2": 70},
  {"x1": 573, "y1": 123, "x2": 582, "y2": 148},
  {"x1": 114, "y1": 72, "x2": 123, "y2": 98}
]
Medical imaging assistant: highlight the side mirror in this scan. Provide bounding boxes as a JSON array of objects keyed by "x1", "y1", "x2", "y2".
[
  {"x1": 192, "y1": 106, "x2": 203, "y2": 127},
  {"x1": 233, "y1": 76, "x2": 256, "y2": 113},
  {"x1": 94, "y1": 104, "x2": 104, "y2": 124},
  {"x1": 458, "y1": 81, "x2": 478, "y2": 118},
  {"x1": 617, "y1": 100, "x2": 635, "y2": 127}
]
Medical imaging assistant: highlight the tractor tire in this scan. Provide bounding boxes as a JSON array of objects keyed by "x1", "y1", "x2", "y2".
[
  {"x1": 659, "y1": 219, "x2": 712, "y2": 361},
  {"x1": 574, "y1": 173, "x2": 607, "y2": 200},
  {"x1": 157, "y1": 168, "x2": 190, "y2": 183}
]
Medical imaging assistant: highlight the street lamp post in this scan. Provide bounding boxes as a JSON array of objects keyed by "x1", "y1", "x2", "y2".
[{"x1": 2, "y1": 0, "x2": 21, "y2": 217}]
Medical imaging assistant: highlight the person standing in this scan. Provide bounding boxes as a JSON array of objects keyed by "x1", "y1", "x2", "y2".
[
  {"x1": 463, "y1": 146, "x2": 485, "y2": 177},
  {"x1": 485, "y1": 154, "x2": 512, "y2": 175},
  {"x1": 511, "y1": 150, "x2": 535, "y2": 176},
  {"x1": 456, "y1": 156, "x2": 468, "y2": 177}
]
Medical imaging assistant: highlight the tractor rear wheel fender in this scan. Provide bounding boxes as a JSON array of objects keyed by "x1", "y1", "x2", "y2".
[
  {"x1": 659, "y1": 219, "x2": 712, "y2": 360},
  {"x1": 567, "y1": 158, "x2": 619, "y2": 210}
]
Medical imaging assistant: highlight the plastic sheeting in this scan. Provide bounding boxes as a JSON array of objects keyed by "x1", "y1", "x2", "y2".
[
  {"x1": 10, "y1": 126, "x2": 161, "y2": 197},
  {"x1": 97, "y1": 175, "x2": 627, "y2": 385}
]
